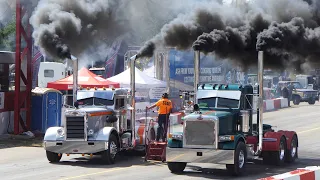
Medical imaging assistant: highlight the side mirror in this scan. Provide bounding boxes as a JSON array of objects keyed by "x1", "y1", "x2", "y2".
[
  {"x1": 193, "y1": 104, "x2": 200, "y2": 111},
  {"x1": 74, "y1": 101, "x2": 79, "y2": 109}
]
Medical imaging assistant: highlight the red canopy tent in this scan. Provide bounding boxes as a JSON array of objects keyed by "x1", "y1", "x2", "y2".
[{"x1": 47, "y1": 67, "x2": 120, "y2": 90}]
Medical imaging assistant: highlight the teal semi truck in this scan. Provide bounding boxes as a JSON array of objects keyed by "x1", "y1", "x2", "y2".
[{"x1": 163, "y1": 51, "x2": 299, "y2": 176}]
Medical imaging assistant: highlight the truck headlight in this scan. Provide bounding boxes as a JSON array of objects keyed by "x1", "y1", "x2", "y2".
[
  {"x1": 57, "y1": 128, "x2": 64, "y2": 136},
  {"x1": 219, "y1": 135, "x2": 234, "y2": 142},
  {"x1": 88, "y1": 129, "x2": 94, "y2": 136}
]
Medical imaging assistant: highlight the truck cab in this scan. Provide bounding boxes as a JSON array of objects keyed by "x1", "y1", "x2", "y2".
[
  {"x1": 166, "y1": 84, "x2": 298, "y2": 176},
  {"x1": 43, "y1": 88, "x2": 155, "y2": 164}
]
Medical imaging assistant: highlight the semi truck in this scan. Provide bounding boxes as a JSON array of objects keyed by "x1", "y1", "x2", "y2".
[
  {"x1": 146, "y1": 51, "x2": 299, "y2": 176},
  {"x1": 43, "y1": 55, "x2": 156, "y2": 163}
]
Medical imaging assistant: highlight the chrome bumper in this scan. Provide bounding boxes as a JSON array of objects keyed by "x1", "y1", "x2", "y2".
[
  {"x1": 44, "y1": 141, "x2": 107, "y2": 154},
  {"x1": 166, "y1": 147, "x2": 234, "y2": 164}
]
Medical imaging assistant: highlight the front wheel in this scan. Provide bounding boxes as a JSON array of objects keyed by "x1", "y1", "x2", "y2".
[
  {"x1": 308, "y1": 98, "x2": 316, "y2": 105},
  {"x1": 226, "y1": 141, "x2": 247, "y2": 176},
  {"x1": 167, "y1": 162, "x2": 187, "y2": 173},
  {"x1": 101, "y1": 134, "x2": 119, "y2": 164},
  {"x1": 46, "y1": 151, "x2": 62, "y2": 163}
]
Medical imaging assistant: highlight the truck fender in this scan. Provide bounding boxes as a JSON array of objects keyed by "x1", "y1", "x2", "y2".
[
  {"x1": 136, "y1": 121, "x2": 156, "y2": 145},
  {"x1": 263, "y1": 131, "x2": 286, "y2": 151},
  {"x1": 44, "y1": 127, "x2": 64, "y2": 141},
  {"x1": 277, "y1": 130, "x2": 298, "y2": 150},
  {"x1": 94, "y1": 127, "x2": 119, "y2": 142}
]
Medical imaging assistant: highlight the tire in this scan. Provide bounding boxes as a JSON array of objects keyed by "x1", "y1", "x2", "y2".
[
  {"x1": 308, "y1": 98, "x2": 316, "y2": 105},
  {"x1": 293, "y1": 96, "x2": 300, "y2": 105},
  {"x1": 226, "y1": 141, "x2": 247, "y2": 176},
  {"x1": 46, "y1": 151, "x2": 62, "y2": 163},
  {"x1": 167, "y1": 162, "x2": 187, "y2": 173},
  {"x1": 101, "y1": 134, "x2": 119, "y2": 164},
  {"x1": 285, "y1": 135, "x2": 298, "y2": 163},
  {"x1": 263, "y1": 136, "x2": 286, "y2": 166}
]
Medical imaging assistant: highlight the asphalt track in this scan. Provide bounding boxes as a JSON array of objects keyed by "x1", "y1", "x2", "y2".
[{"x1": 0, "y1": 102, "x2": 319, "y2": 180}]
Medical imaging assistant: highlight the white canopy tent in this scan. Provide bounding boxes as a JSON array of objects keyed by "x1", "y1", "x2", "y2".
[{"x1": 107, "y1": 67, "x2": 167, "y2": 89}]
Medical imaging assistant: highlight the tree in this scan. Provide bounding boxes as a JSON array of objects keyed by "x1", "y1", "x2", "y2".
[{"x1": 0, "y1": 16, "x2": 16, "y2": 51}]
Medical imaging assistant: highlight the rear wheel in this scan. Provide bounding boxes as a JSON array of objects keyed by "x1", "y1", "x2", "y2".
[
  {"x1": 101, "y1": 134, "x2": 118, "y2": 164},
  {"x1": 263, "y1": 136, "x2": 286, "y2": 166},
  {"x1": 167, "y1": 162, "x2": 187, "y2": 173},
  {"x1": 46, "y1": 151, "x2": 62, "y2": 163},
  {"x1": 285, "y1": 135, "x2": 298, "y2": 163},
  {"x1": 226, "y1": 141, "x2": 247, "y2": 176}
]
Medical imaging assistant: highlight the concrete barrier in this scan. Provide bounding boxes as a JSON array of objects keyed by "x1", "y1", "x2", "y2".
[
  {"x1": 169, "y1": 98, "x2": 289, "y2": 126},
  {"x1": 259, "y1": 166, "x2": 320, "y2": 180}
]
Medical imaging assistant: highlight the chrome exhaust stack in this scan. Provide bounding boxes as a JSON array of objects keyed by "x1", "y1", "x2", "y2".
[
  {"x1": 194, "y1": 50, "x2": 200, "y2": 104},
  {"x1": 255, "y1": 51, "x2": 264, "y2": 156},
  {"x1": 129, "y1": 54, "x2": 138, "y2": 147},
  {"x1": 71, "y1": 55, "x2": 78, "y2": 107}
]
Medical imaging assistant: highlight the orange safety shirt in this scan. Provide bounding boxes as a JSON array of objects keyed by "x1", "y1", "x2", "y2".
[{"x1": 155, "y1": 98, "x2": 172, "y2": 114}]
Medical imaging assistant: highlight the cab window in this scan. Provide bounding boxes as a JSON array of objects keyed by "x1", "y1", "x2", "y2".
[{"x1": 115, "y1": 98, "x2": 125, "y2": 109}]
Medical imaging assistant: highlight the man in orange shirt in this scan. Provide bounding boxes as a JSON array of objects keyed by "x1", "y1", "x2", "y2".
[{"x1": 147, "y1": 93, "x2": 172, "y2": 142}]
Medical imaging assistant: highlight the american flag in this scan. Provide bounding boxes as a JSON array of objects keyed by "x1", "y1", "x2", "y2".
[
  {"x1": 31, "y1": 42, "x2": 44, "y2": 88},
  {"x1": 105, "y1": 37, "x2": 122, "y2": 78}
]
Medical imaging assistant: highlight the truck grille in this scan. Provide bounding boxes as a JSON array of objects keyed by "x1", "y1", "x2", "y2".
[
  {"x1": 66, "y1": 116, "x2": 85, "y2": 140},
  {"x1": 184, "y1": 120, "x2": 216, "y2": 147}
]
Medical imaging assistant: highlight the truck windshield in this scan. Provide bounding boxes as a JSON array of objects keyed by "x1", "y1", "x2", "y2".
[
  {"x1": 217, "y1": 98, "x2": 239, "y2": 109},
  {"x1": 78, "y1": 97, "x2": 114, "y2": 106},
  {"x1": 290, "y1": 82, "x2": 303, "y2": 89},
  {"x1": 198, "y1": 97, "x2": 217, "y2": 109},
  {"x1": 197, "y1": 97, "x2": 239, "y2": 109}
]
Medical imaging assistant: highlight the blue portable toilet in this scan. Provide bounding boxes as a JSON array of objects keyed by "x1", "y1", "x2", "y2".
[{"x1": 31, "y1": 87, "x2": 62, "y2": 133}]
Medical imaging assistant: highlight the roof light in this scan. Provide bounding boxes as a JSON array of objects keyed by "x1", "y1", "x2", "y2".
[{"x1": 213, "y1": 84, "x2": 217, "y2": 89}]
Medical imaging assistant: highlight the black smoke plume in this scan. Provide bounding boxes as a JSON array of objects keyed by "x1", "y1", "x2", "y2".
[
  {"x1": 30, "y1": 0, "x2": 209, "y2": 65},
  {"x1": 140, "y1": 0, "x2": 320, "y2": 71},
  {"x1": 30, "y1": 0, "x2": 124, "y2": 60}
]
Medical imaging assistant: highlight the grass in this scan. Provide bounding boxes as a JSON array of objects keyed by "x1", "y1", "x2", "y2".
[{"x1": 0, "y1": 136, "x2": 43, "y2": 149}]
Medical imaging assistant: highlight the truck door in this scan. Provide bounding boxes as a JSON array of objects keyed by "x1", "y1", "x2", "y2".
[{"x1": 46, "y1": 92, "x2": 59, "y2": 129}]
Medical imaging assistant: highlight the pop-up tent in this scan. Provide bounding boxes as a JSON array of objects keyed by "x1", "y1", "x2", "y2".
[
  {"x1": 47, "y1": 67, "x2": 120, "y2": 90},
  {"x1": 107, "y1": 67, "x2": 167, "y2": 88}
]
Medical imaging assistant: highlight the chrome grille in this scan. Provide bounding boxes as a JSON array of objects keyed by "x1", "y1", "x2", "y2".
[
  {"x1": 66, "y1": 116, "x2": 85, "y2": 140},
  {"x1": 184, "y1": 120, "x2": 216, "y2": 147}
]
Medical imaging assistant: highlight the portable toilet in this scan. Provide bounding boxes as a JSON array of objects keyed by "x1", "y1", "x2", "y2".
[{"x1": 31, "y1": 87, "x2": 62, "y2": 133}]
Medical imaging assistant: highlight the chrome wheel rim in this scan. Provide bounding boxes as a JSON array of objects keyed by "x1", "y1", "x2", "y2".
[
  {"x1": 279, "y1": 141, "x2": 285, "y2": 160},
  {"x1": 291, "y1": 139, "x2": 297, "y2": 157},
  {"x1": 239, "y1": 150, "x2": 245, "y2": 168},
  {"x1": 110, "y1": 141, "x2": 118, "y2": 158}
]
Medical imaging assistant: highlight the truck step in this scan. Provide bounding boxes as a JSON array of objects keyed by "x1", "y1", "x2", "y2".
[{"x1": 145, "y1": 141, "x2": 167, "y2": 162}]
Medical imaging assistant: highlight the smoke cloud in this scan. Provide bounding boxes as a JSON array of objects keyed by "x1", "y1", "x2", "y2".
[
  {"x1": 30, "y1": 0, "x2": 209, "y2": 67},
  {"x1": 139, "y1": 0, "x2": 320, "y2": 71}
]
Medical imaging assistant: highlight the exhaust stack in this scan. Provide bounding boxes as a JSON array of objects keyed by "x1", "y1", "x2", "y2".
[
  {"x1": 256, "y1": 51, "x2": 264, "y2": 155},
  {"x1": 71, "y1": 55, "x2": 78, "y2": 106},
  {"x1": 129, "y1": 54, "x2": 138, "y2": 147},
  {"x1": 194, "y1": 51, "x2": 200, "y2": 103}
]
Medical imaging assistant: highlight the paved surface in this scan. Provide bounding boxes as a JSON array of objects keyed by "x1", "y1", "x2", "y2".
[{"x1": 1, "y1": 102, "x2": 320, "y2": 180}]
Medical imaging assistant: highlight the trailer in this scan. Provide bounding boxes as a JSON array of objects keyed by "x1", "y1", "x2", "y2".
[
  {"x1": 43, "y1": 55, "x2": 156, "y2": 163},
  {"x1": 145, "y1": 51, "x2": 299, "y2": 176}
]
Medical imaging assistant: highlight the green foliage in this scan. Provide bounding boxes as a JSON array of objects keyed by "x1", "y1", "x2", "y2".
[{"x1": 0, "y1": 13, "x2": 16, "y2": 51}]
